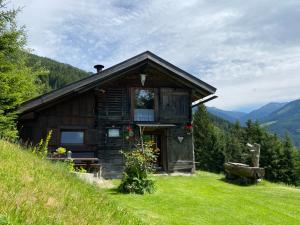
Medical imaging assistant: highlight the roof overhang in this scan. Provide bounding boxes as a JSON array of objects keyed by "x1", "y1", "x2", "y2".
[{"x1": 19, "y1": 51, "x2": 217, "y2": 114}]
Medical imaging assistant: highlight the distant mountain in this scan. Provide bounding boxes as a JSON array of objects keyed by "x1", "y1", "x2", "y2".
[
  {"x1": 261, "y1": 99, "x2": 300, "y2": 146},
  {"x1": 207, "y1": 107, "x2": 246, "y2": 123},
  {"x1": 208, "y1": 102, "x2": 287, "y2": 125},
  {"x1": 240, "y1": 102, "x2": 287, "y2": 124},
  {"x1": 27, "y1": 53, "x2": 91, "y2": 92},
  {"x1": 207, "y1": 100, "x2": 300, "y2": 146}
]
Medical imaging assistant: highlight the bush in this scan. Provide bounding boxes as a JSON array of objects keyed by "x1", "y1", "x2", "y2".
[
  {"x1": 118, "y1": 141, "x2": 157, "y2": 194},
  {"x1": 32, "y1": 130, "x2": 52, "y2": 158}
]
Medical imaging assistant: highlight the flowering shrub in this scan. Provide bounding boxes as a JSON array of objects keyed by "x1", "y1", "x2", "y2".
[
  {"x1": 32, "y1": 130, "x2": 52, "y2": 158},
  {"x1": 54, "y1": 147, "x2": 66, "y2": 157},
  {"x1": 184, "y1": 123, "x2": 193, "y2": 135},
  {"x1": 124, "y1": 126, "x2": 135, "y2": 141},
  {"x1": 118, "y1": 141, "x2": 157, "y2": 194}
]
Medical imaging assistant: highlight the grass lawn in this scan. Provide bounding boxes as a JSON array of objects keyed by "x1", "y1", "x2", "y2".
[
  {"x1": 2, "y1": 139, "x2": 300, "y2": 225},
  {"x1": 108, "y1": 172, "x2": 300, "y2": 225},
  {"x1": 0, "y1": 140, "x2": 140, "y2": 225}
]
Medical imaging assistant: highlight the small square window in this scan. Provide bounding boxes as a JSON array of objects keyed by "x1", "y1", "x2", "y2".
[
  {"x1": 61, "y1": 131, "x2": 84, "y2": 144},
  {"x1": 108, "y1": 128, "x2": 120, "y2": 137}
]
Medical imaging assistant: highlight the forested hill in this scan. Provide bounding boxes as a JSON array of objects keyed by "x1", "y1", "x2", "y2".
[{"x1": 27, "y1": 53, "x2": 91, "y2": 92}]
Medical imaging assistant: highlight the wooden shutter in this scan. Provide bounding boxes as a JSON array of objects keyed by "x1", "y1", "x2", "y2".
[
  {"x1": 160, "y1": 88, "x2": 189, "y2": 122},
  {"x1": 97, "y1": 88, "x2": 128, "y2": 120}
]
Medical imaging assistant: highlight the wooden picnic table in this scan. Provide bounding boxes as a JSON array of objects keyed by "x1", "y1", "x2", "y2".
[
  {"x1": 47, "y1": 157, "x2": 102, "y2": 176},
  {"x1": 47, "y1": 157, "x2": 99, "y2": 161}
]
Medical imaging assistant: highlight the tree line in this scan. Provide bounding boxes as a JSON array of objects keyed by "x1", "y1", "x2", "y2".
[
  {"x1": 193, "y1": 105, "x2": 300, "y2": 186},
  {"x1": 0, "y1": 1, "x2": 90, "y2": 139}
]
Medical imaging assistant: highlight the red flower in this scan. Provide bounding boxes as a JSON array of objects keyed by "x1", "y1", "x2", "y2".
[
  {"x1": 185, "y1": 124, "x2": 193, "y2": 129},
  {"x1": 127, "y1": 127, "x2": 133, "y2": 131}
]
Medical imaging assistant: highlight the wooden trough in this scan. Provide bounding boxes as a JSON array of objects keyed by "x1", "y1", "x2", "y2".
[
  {"x1": 224, "y1": 143, "x2": 265, "y2": 183},
  {"x1": 224, "y1": 162, "x2": 265, "y2": 181}
]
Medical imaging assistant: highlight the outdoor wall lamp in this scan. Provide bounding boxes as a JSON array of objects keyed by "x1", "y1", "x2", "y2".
[{"x1": 140, "y1": 74, "x2": 147, "y2": 86}]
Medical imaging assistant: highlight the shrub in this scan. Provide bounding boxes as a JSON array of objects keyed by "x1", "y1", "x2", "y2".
[
  {"x1": 54, "y1": 147, "x2": 66, "y2": 157},
  {"x1": 32, "y1": 130, "x2": 52, "y2": 158},
  {"x1": 118, "y1": 141, "x2": 157, "y2": 194}
]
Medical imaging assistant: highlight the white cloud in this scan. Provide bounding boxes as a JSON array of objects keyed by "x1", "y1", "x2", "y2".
[{"x1": 10, "y1": 0, "x2": 300, "y2": 111}]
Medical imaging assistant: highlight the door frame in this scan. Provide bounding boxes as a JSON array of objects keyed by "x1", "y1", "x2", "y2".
[{"x1": 143, "y1": 128, "x2": 167, "y2": 171}]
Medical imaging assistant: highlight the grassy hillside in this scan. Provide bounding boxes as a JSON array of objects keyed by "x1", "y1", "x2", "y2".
[
  {"x1": 1, "y1": 140, "x2": 300, "y2": 225},
  {"x1": 109, "y1": 172, "x2": 300, "y2": 225},
  {"x1": 0, "y1": 140, "x2": 140, "y2": 225},
  {"x1": 27, "y1": 53, "x2": 91, "y2": 92}
]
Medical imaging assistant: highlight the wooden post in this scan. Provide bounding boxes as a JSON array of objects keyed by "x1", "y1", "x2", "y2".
[
  {"x1": 247, "y1": 143, "x2": 261, "y2": 167},
  {"x1": 139, "y1": 126, "x2": 144, "y2": 152}
]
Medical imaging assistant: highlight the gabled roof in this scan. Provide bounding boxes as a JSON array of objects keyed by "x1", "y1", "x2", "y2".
[{"x1": 19, "y1": 51, "x2": 216, "y2": 113}]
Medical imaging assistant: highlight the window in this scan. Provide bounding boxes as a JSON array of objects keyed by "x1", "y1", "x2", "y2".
[
  {"x1": 61, "y1": 131, "x2": 84, "y2": 144},
  {"x1": 108, "y1": 128, "x2": 120, "y2": 137},
  {"x1": 134, "y1": 89, "x2": 155, "y2": 121}
]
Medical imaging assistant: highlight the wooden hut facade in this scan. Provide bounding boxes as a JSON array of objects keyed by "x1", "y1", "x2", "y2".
[{"x1": 18, "y1": 51, "x2": 217, "y2": 177}]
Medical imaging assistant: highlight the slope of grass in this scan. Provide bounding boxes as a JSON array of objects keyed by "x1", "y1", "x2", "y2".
[
  {"x1": 108, "y1": 172, "x2": 300, "y2": 225},
  {"x1": 0, "y1": 140, "x2": 140, "y2": 225},
  {"x1": 2, "y1": 139, "x2": 300, "y2": 225}
]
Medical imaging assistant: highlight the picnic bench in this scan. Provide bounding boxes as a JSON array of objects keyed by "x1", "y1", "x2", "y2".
[{"x1": 47, "y1": 157, "x2": 102, "y2": 177}]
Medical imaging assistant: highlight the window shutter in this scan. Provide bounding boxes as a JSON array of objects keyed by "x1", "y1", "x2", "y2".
[{"x1": 160, "y1": 88, "x2": 189, "y2": 122}]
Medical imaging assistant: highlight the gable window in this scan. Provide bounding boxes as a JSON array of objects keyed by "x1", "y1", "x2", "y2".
[
  {"x1": 61, "y1": 131, "x2": 84, "y2": 144},
  {"x1": 108, "y1": 128, "x2": 120, "y2": 137},
  {"x1": 134, "y1": 89, "x2": 155, "y2": 121}
]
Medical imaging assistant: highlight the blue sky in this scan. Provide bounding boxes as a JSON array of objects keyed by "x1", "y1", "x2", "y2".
[{"x1": 12, "y1": 0, "x2": 300, "y2": 112}]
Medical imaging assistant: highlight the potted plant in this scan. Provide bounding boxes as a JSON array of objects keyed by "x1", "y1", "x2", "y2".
[
  {"x1": 184, "y1": 123, "x2": 193, "y2": 135},
  {"x1": 124, "y1": 126, "x2": 134, "y2": 141}
]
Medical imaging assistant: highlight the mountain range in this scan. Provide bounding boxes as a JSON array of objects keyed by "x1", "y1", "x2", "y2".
[
  {"x1": 208, "y1": 101, "x2": 300, "y2": 146},
  {"x1": 207, "y1": 102, "x2": 287, "y2": 125}
]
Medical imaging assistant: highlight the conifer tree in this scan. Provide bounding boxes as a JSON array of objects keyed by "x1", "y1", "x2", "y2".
[
  {"x1": 193, "y1": 105, "x2": 225, "y2": 172},
  {"x1": 0, "y1": 1, "x2": 44, "y2": 139}
]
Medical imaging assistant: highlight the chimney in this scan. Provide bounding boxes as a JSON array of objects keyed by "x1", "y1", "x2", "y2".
[{"x1": 94, "y1": 64, "x2": 104, "y2": 73}]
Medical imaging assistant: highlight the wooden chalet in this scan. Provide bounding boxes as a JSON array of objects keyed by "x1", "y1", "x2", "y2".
[{"x1": 18, "y1": 51, "x2": 217, "y2": 177}]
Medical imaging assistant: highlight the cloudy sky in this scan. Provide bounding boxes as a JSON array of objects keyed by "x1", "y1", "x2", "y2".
[{"x1": 11, "y1": 0, "x2": 300, "y2": 112}]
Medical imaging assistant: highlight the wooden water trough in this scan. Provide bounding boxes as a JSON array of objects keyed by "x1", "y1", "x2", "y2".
[
  {"x1": 224, "y1": 162, "x2": 265, "y2": 181},
  {"x1": 224, "y1": 143, "x2": 265, "y2": 183}
]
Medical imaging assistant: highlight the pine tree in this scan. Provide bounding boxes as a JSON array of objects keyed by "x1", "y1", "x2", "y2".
[
  {"x1": 225, "y1": 121, "x2": 246, "y2": 163},
  {"x1": 0, "y1": 1, "x2": 44, "y2": 139},
  {"x1": 279, "y1": 134, "x2": 297, "y2": 184},
  {"x1": 193, "y1": 105, "x2": 225, "y2": 173}
]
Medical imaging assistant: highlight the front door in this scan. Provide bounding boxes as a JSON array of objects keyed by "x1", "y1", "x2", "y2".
[{"x1": 143, "y1": 130, "x2": 166, "y2": 171}]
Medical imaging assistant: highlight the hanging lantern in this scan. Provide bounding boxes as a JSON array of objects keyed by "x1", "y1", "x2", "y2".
[{"x1": 140, "y1": 74, "x2": 147, "y2": 86}]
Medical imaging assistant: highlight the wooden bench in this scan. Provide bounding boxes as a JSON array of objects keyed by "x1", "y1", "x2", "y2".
[{"x1": 48, "y1": 157, "x2": 102, "y2": 177}]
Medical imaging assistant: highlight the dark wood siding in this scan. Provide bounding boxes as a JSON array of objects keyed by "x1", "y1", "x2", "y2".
[
  {"x1": 19, "y1": 68, "x2": 196, "y2": 176},
  {"x1": 160, "y1": 88, "x2": 190, "y2": 123},
  {"x1": 19, "y1": 91, "x2": 97, "y2": 157}
]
